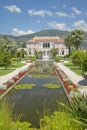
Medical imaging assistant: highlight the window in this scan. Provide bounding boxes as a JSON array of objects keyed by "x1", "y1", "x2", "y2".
[
  {"x1": 62, "y1": 51, "x2": 64, "y2": 55},
  {"x1": 43, "y1": 43, "x2": 50, "y2": 48}
]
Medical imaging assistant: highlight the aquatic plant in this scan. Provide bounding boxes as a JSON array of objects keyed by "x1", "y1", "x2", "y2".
[
  {"x1": 15, "y1": 84, "x2": 36, "y2": 90},
  {"x1": 41, "y1": 83, "x2": 61, "y2": 89},
  {"x1": 0, "y1": 99, "x2": 35, "y2": 130},
  {"x1": 40, "y1": 110, "x2": 84, "y2": 130}
]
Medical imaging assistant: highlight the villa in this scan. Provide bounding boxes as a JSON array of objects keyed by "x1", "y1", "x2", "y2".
[{"x1": 26, "y1": 36, "x2": 69, "y2": 59}]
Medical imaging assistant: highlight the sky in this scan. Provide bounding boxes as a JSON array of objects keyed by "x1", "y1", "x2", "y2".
[{"x1": 0, "y1": 0, "x2": 87, "y2": 36}]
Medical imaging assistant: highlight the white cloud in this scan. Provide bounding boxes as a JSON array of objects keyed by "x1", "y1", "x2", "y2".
[
  {"x1": 56, "y1": 12, "x2": 67, "y2": 17},
  {"x1": 11, "y1": 28, "x2": 34, "y2": 36},
  {"x1": 62, "y1": 4, "x2": 66, "y2": 8},
  {"x1": 36, "y1": 20, "x2": 40, "y2": 23},
  {"x1": 28, "y1": 9, "x2": 52, "y2": 17},
  {"x1": 48, "y1": 21, "x2": 67, "y2": 30},
  {"x1": 51, "y1": 6, "x2": 56, "y2": 9},
  {"x1": 73, "y1": 20, "x2": 87, "y2": 31},
  {"x1": 69, "y1": 13, "x2": 75, "y2": 18},
  {"x1": 56, "y1": 11, "x2": 75, "y2": 18},
  {"x1": 71, "y1": 7, "x2": 81, "y2": 15},
  {"x1": 4, "y1": 5, "x2": 21, "y2": 13}
]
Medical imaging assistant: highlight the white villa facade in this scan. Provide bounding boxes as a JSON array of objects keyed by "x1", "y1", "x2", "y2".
[{"x1": 26, "y1": 37, "x2": 69, "y2": 59}]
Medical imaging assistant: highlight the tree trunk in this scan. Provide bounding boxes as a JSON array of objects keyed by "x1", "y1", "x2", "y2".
[
  {"x1": 76, "y1": 45, "x2": 78, "y2": 50},
  {"x1": 68, "y1": 46, "x2": 71, "y2": 55},
  {"x1": 5, "y1": 65, "x2": 7, "y2": 70}
]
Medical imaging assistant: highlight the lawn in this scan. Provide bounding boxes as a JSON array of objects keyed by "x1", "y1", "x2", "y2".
[
  {"x1": 63, "y1": 61, "x2": 83, "y2": 76},
  {"x1": 0, "y1": 62, "x2": 25, "y2": 76}
]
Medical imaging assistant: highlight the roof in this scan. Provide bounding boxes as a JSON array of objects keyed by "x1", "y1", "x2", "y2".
[{"x1": 27, "y1": 37, "x2": 64, "y2": 43}]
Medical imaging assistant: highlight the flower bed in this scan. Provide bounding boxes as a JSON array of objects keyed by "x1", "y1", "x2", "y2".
[
  {"x1": 0, "y1": 64, "x2": 34, "y2": 95},
  {"x1": 55, "y1": 66, "x2": 80, "y2": 100}
]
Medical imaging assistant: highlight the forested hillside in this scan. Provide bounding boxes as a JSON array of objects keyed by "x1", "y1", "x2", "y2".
[{"x1": 0, "y1": 29, "x2": 87, "y2": 48}]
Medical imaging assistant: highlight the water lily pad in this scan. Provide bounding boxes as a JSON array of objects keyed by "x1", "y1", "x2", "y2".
[
  {"x1": 42, "y1": 83, "x2": 61, "y2": 89},
  {"x1": 15, "y1": 84, "x2": 36, "y2": 90}
]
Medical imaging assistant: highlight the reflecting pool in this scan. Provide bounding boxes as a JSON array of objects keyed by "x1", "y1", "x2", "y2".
[{"x1": 6, "y1": 61, "x2": 69, "y2": 128}]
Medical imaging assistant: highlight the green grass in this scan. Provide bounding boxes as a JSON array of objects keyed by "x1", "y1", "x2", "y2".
[
  {"x1": 0, "y1": 69, "x2": 15, "y2": 76},
  {"x1": 11, "y1": 61, "x2": 25, "y2": 68},
  {"x1": 0, "y1": 62, "x2": 25, "y2": 76},
  {"x1": 64, "y1": 61, "x2": 83, "y2": 76}
]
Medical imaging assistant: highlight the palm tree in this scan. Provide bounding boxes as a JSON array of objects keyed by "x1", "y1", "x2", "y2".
[
  {"x1": 70, "y1": 29, "x2": 85, "y2": 50},
  {"x1": 64, "y1": 35, "x2": 72, "y2": 55}
]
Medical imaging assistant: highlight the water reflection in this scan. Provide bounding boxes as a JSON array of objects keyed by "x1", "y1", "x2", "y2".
[{"x1": 6, "y1": 61, "x2": 68, "y2": 128}]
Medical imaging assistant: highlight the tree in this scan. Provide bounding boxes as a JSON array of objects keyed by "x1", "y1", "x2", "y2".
[
  {"x1": 50, "y1": 48, "x2": 58, "y2": 58},
  {"x1": 82, "y1": 53, "x2": 87, "y2": 72},
  {"x1": 70, "y1": 50, "x2": 86, "y2": 69},
  {"x1": 70, "y1": 29, "x2": 85, "y2": 50},
  {"x1": 0, "y1": 36, "x2": 17, "y2": 56},
  {"x1": 21, "y1": 42, "x2": 26, "y2": 48},
  {"x1": 34, "y1": 50, "x2": 42, "y2": 59},
  {"x1": 34, "y1": 50, "x2": 38, "y2": 59},
  {"x1": 0, "y1": 51, "x2": 11, "y2": 69},
  {"x1": 64, "y1": 35, "x2": 72, "y2": 55},
  {"x1": 55, "y1": 56, "x2": 61, "y2": 62}
]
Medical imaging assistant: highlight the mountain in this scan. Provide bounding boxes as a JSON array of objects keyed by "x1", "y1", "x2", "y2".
[
  {"x1": 2, "y1": 29, "x2": 68, "y2": 43},
  {"x1": 15, "y1": 29, "x2": 70, "y2": 43},
  {"x1": 0, "y1": 29, "x2": 87, "y2": 48}
]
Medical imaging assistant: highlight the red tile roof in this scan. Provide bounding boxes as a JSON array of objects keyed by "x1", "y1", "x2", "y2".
[{"x1": 27, "y1": 37, "x2": 64, "y2": 43}]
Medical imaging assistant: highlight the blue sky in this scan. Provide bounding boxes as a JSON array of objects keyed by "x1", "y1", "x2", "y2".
[{"x1": 0, "y1": 0, "x2": 87, "y2": 36}]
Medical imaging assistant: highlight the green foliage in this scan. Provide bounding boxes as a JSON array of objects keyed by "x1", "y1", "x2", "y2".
[
  {"x1": 70, "y1": 50, "x2": 86, "y2": 69},
  {"x1": 11, "y1": 121, "x2": 32, "y2": 130},
  {"x1": 21, "y1": 42, "x2": 26, "y2": 48},
  {"x1": 71, "y1": 96, "x2": 87, "y2": 128},
  {"x1": 15, "y1": 84, "x2": 36, "y2": 90},
  {"x1": 64, "y1": 29, "x2": 85, "y2": 51},
  {"x1": 55, "y1": 56, "x2": 61, "y2": 62},
  {"x1": 42, "y1": 83, "x2": 61, "y2": 89},
  {"x1": 82, "y1": 53, "x2": 87, "y2": 72},
  {"x1": 64, "y1": 35, "x2": 73, "y2": 55},
  {"x1": 64, "y1": 61, "x2": 83, "y2": 75},
  {"x1": 28, "y1": 55, "x2": 36, "y2": 61},
  {"x1": 0, "y1": 99, "x2": 12, "y2": 130},
  {"x1": 40, "y1": 111, "x2": 84, "y2": 130},
  {"x1": 0, "y1": 97, "x2": 87, "y2": 130},
  {"x1": 70, "y1": 29, "x2": 85, "y2": 50},
  {"x1": 0, "y1": 36, "x2": 17, "y2": 55},
  {"x1": 83, "y1": 59, "x2": 87, "y2": 72},
  {"x1": 16, "y1": 49, "x2": 27, "y2": 61},
  {"x1": 34, "y1": 50, "x2": 39, "y2": 59},
  {"x1": 64, "y1": 54, "x2": 71, "y2": 58},
  {"x1": 0, "y1": 51, "x2": 11, "y2": 69},
  {"x1": 0, "y1": 61, "x2": 25, "y2": 76},
  {"x1": 11, "y1": 57, "x2": 17, "y2": 62},
  {"x1": 50, "y1": 48, "x2": 58, "y2": 58},
  {"x1": 0, "y1": 99, "x2": 34, "y2": 130},
  {"x1": 34, "y1": 50, "x2": 42, "y2": 59}
]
